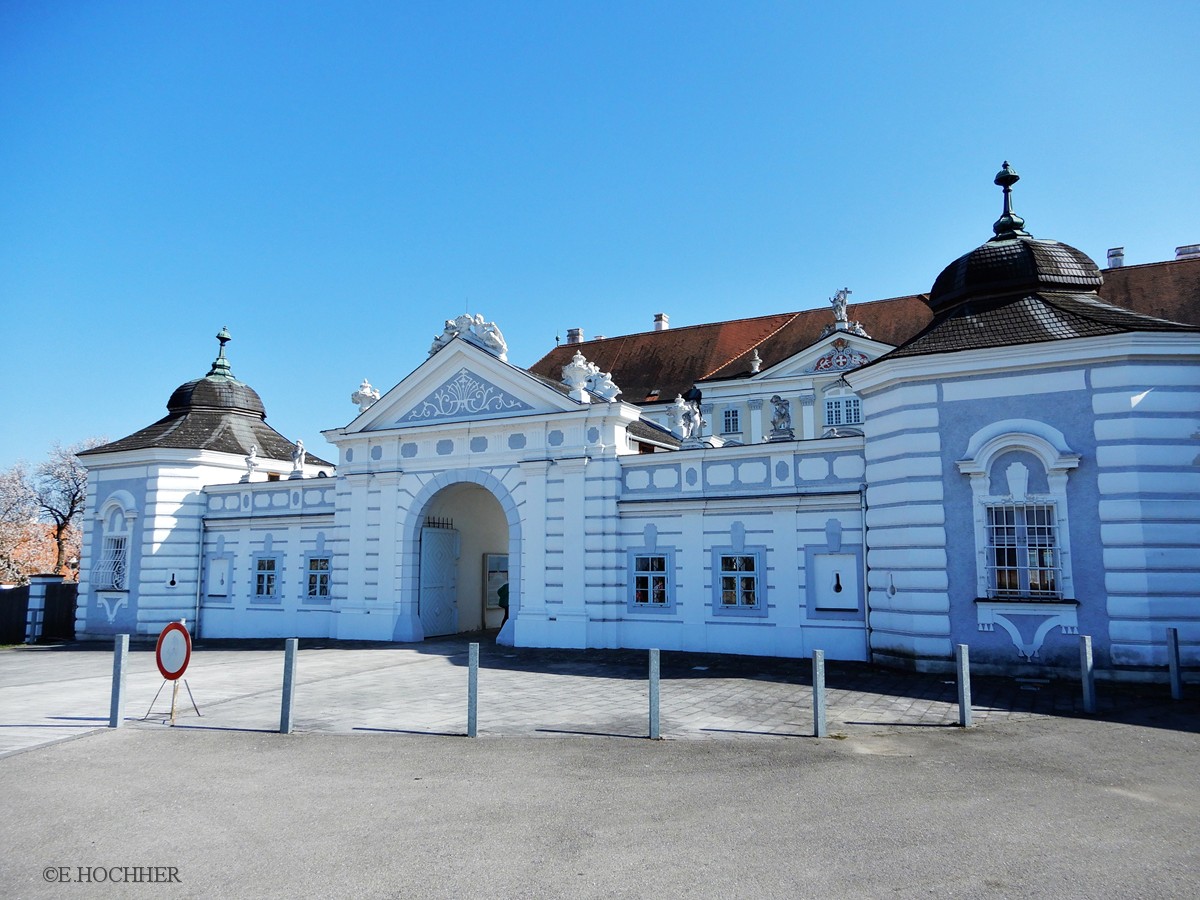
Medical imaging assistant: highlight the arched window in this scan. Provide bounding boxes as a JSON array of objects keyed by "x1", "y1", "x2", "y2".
[{"x1": 95, "y1": 494, "x2": 136, "y2": 591}]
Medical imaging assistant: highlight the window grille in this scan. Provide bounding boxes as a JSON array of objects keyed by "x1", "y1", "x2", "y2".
[
  {"x1": 96, "y1": 536, "x2": 127, "y2": 590},
  {"x1": 722, "y1": 408, "x2": 740, "y2": 434},
  {"x1": 986, "y1": 503, "x2": 1060, "y2": 598},
  {"x1": 633, "y1": 555, "x2": 669, "y2": 605},
  {"x1": 306, "y1": 556, "x2": 331, "y2": 598},
  {"x1": 719, "y1": 554, "x2": 759, "y2": 607}
]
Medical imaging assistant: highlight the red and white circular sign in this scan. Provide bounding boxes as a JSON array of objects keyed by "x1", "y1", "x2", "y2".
[{"x1": 156, "y1": 621, "x2": 192, "y2": 681}]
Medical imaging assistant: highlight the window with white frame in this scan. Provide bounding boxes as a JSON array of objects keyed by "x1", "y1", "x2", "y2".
[
  {"x1": 985, "y1": 503, "x2": 1060, "y2": 598},
  {"x1": 254, "y1": 556, "x2": 280, "y2": 599},
  {"x1": 719, "y1": 554, "x2": 760, "y2": 608},
  {"x1": 633, "y1": 554, "x2": 669, "y2": 607},
  {"x1": 306, "y1": 555, "x2": 331, "y2": 599},
  {"x1": 824, "y1": 391, "x2": 862, "y2": 427},
  {"x1": 97, "y1": 535, "x2": 128, "y2": 590},
  {"x1": 94, "y1": 500, "x2": 134, "y2": 590},
  {"x1": 722, "y1": 408, "x2": 740, "y2": 434},
  {"x1": 626, "y1": 525, "x2": 676, "y2": 614},
  {"x1": 957, "y1": 423, "x2": 1080, "y2": 603}
]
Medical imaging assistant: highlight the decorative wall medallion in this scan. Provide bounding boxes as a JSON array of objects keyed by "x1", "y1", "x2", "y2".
[
  {"x1": 811, "y1": 339, "x2": 870, "y2": 373},
  {"x1": 685, "y1": 467, "x2": 698, "y2": 486},
  {"x1": 775, "y1": 460, "x2": 789, "y2": 482},
  {"x1": 345, "y1": 448, "x2": 354, "y2": 463},
  {"x1": 587, "y1": 427, "x2": 600, "y2": 443},
  {"x1": 508, "y1": 433, "x2": 526, "y2": 450},
  {"x1": 548, "y1": 430, "x2": 564, "y2": 447},
  {"x1": 370, "y1": 445, "x2": 382, "y2": 460},
  {"x1": 402, "y1": 368, "x2": 533, "y2": 422},
  {"x1": 401, "y1": 442, "x2": 418, "y2": 458},
  {"x1": 471, "y1": 436, "x2": 488, "y2": 452},
  {"x1": 436, "y1": 439, "x2": 454, "y2": 456}
]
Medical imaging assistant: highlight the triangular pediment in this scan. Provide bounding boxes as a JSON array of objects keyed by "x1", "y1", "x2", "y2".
[
  {"x1": 343, "y1": 337, "x2": 579, "y2": 434},
  {"x1": 401, "y1": 367, "x2": 535, "y2": 422},
  {"x1": 753, "y1": 332, "x2": 896, "y2": 380}
]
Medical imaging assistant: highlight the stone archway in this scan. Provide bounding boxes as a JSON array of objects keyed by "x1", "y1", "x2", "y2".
[{"x1": 399, "y1": 469, "x2": 523, "y2": 644}]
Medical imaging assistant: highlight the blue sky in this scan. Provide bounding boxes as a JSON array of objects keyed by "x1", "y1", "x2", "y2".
[{"x1": 2, "y1": 1, "x2": 1197, "y2": 469}]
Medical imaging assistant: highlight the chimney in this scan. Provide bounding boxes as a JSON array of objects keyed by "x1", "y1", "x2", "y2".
[
  {"x1": 566, "y1": 327, "x2": 583, "y2": 345},
  {"x1": 1107, "y1": 247, "x2": 1124, "y2": 268},
  {"x1": 654, "y1": 313, "x2": 669, "y2": 331},
  {"x1": 1176, "y1": 244, "x2": 1200, "y2": 261}
]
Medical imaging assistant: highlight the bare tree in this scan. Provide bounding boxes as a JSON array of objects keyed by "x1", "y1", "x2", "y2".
[
  {"x1": 0, "y1": 462, "x2": 38, "y2": 584},
  {"x1": 31, "y1": 439, "x2": 106, "y2": 575}
]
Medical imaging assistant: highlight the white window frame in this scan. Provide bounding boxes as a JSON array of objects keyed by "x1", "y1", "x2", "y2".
[
  {"x1": 304, "y1": 554, "x2": 331, "y2": 602},
  {"x1": 710, "y1": 547, "x2": 768, "y2": 617},
  {"x1": 957, "y1": 422, "x2": 1080, "y2": 602},
  {"x1": 252, "y1": 553, "x2": 282, "y2": 602},
  {"x1": 722, "y1": 408, "x2": 740, "y2": 435},
  {"x1": 984, "y1": 502, "x2": 1061, "y2": 599},
  {"x1": 823, "y1": 388, "x2": 862, "y2": 427},
  {"x1": 94, "y1": 495, "x2": 136, "y2": 592}
]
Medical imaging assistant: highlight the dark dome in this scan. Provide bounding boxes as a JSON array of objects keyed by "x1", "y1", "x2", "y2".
[
  {"x1": 167, "y1": 375, "x2": 266, "y2": 418},
  {"x1": 928, "y1": 236, "x2": 1103, "y2": 313}
]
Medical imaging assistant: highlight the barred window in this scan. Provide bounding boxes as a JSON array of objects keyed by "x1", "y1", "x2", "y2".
[
  {"x1": 986, "y1": 503, "x2": 1060, "y2": 598},
  {"x1": 96, "y1": 536, "x2": 128, "y2": 590}
]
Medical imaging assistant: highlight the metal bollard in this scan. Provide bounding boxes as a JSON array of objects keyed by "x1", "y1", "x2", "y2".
[
  {"x1": 955, "y1": 643, "x2": 973, "y2": 727},
  {"x1": 649, "y1": 648, "x2": 661, "y2": 740},
  {"x1": 1167, "y1": 627, "x2": 1183, "y2": 701},
  {"x1": 467, "y1": 642, "x2": 479, "y2": 737},
  {"x1": 812, "y1": 649, "x2": 827, "y2": 738},
  {"x1": 109, "y1": 634, "x2": 129, "y2": 728},
  {"x1": 280, "y1": 638, "x2": 298, "y2": 734},
  {"x1": 1079, "y1": 635, "x2": 1096, "y2": 714}
]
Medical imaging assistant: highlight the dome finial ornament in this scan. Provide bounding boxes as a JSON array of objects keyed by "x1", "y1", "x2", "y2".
[
  {"x1": 207, "y1": 325, "x2": 234, "y2": 378},
  {"x1": 991, "y1": 161, "x2": 1028, "y2": 240}
]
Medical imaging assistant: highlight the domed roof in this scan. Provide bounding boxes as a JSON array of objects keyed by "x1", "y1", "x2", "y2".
[
  {"x1": 926, "y1": 162, "x2": 1103, "y2": 313},
  {"x1": 167, "y1": 376, "x2": 266, "y2": 417},
  {"x1": 928, "y1": 236, "x2": 1103, "y2": 312},
  {"x1": 166, "y1": 326, "x2": 267, "y2": 417}
]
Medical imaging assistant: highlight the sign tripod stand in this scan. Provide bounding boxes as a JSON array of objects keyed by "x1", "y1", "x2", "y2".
[{"x1": 142, "y1": 619, "x2": 202, "y2": 725}]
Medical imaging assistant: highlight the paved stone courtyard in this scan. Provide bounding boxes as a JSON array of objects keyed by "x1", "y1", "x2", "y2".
[{"x1": 1, "y1": 634, "x2": 1185, "y2": 756}]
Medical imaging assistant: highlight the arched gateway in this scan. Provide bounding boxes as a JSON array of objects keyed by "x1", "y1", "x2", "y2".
[{"x1": 401, "y1": 468, "x2": 523, "y2": 645}]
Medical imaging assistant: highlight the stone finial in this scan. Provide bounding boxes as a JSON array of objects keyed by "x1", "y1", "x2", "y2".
[
  {"x1": 562, "y1": 351, "x2": 595, "y2": 403},
  {"x1": 351, "y1": 378, "x2": 381, "y2": 412}
]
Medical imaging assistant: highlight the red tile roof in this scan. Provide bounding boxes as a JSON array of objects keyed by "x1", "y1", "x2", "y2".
[{"x1": 527, "y1": 257, "x2": 1200, "y2": 405}]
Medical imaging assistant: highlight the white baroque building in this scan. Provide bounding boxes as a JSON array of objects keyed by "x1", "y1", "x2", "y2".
[{"x1": 77, "y1": 168, "x2": 1200, "y2": 676}]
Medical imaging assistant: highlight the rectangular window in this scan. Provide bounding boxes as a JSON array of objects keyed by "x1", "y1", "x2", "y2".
[
  {"x1": 722, "y1": 408, "x2": 740, "y2": 434},
  {"x1": 719, "y1": 554, "x2": 759, "y2": 608},
  {"x1": 306, "y1": 556, "x2": 331, "y2": 599},
  {"x1": 986, "y1": 503, "x2": 1060, "y2": 598},
  {"x1": 255, "y1": 557, "x2": 279, "y2": 598},
  {"x1": 633, "y1": 554, "x2": 669, "y2": 606},
  {"x1": 97, "y1": 536, "x2": 127, "y2": 590},
  {"x1": 824, "y1": 397, "x2": 862, "y2": 427}
]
